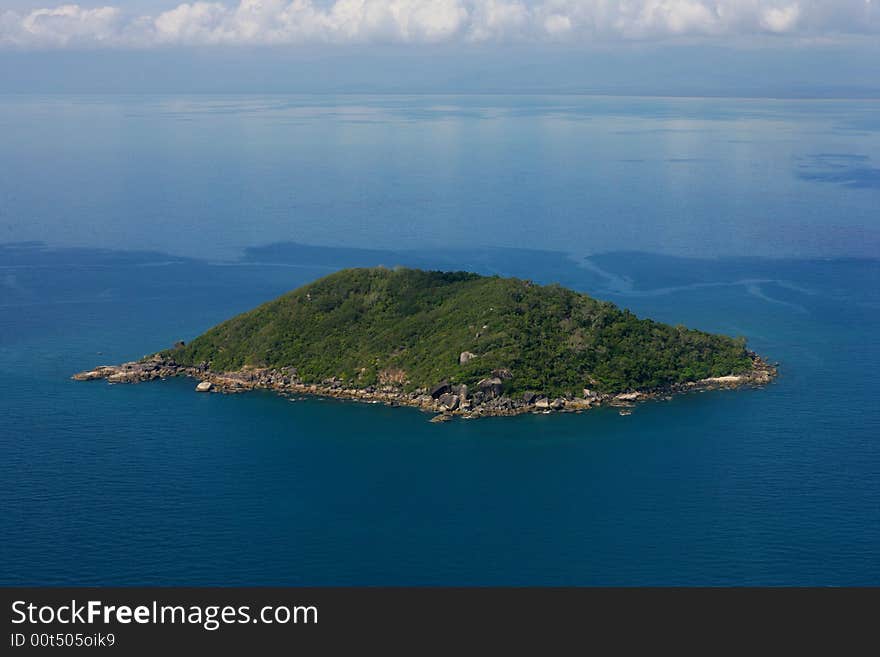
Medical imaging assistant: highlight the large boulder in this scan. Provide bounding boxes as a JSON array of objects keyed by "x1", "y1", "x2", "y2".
[
  {"x1": 477, "y1": 377, "x2": 504, "y2": 398},
  {"x1": 107, "y1": 370, "x2": 140, "y2": 383},
  {"x1": 438, "y1": 393, "x2": 460, "y2": 411},
  {"x1": 72, "y1": 370, "x2": 103, "y2": 381},
  {"x1": 459, "y1": 351, "x2": 477, "y2": 365},
  {"x1": 195, "y1": 381, "x2": 213, "y2": 392},
  {"x1": 429, "y1": 382, "x2": 451, "y2": 399}
]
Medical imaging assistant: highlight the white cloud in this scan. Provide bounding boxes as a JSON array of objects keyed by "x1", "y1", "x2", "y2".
[
  {"x1": 467, "y1": 0, "x2": 530, "y2": 41},
  {"x1": 1, "y1": 4, "x2": 124, "y2": 47},
  {"x1": 543, "y1": 13, "x2": 572, "y2": 37},
  {"x1": 1, "y1": 1, "x2": 878, "y2": 49},
  {"x1": 760, "y1": 4, "x2": 800, "y2": 33}
]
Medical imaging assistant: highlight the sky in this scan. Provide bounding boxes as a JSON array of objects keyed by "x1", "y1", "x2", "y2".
[{"x1": 1, "y1": 1, "x2": 878, "y2": 95}]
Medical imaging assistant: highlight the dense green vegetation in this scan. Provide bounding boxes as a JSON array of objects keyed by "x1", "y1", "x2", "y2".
[{"x1": 165, "y1": 267, "x2": 753, "y2": 396}]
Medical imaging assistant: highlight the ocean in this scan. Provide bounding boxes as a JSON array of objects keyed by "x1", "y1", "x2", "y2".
[{"x1": 1, "y1": 95, "x2": 878, "y2": 584}]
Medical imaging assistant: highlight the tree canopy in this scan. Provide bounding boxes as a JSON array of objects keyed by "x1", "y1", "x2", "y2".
[{"x1": 166, "y1": 267, "x2": 752, "y2": 396}]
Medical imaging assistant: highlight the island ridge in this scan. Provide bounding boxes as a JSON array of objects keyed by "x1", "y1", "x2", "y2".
[{"x1": 74, "y1": 267, "x2": 776, "y2": 419}]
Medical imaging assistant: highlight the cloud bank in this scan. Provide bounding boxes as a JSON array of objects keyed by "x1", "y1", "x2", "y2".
[{"x1": 1, "y1": 1, "x2": 878, "y2": 49}]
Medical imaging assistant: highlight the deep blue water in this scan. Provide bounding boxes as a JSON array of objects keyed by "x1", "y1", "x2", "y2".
[{"x1": 1, "y1": 96, "x2": 879, "y2": 584}]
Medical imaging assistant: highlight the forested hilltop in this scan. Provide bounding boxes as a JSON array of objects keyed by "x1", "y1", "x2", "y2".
[{"x1": 165, "y1": 267, "x2": 754, "y2": 396}]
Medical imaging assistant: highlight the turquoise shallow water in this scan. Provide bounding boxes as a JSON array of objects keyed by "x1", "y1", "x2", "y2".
[{"x1": 1, "y1": 95, "x2": 879, "y2": 584}]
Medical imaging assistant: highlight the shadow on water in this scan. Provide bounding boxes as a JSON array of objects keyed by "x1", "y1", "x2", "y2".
[
  {"x1": 796, "y1": 153, "x2": 880, "y2": 190},
  {"x1": 3, "y1": 239, "x2": 878, "y2": 333}
]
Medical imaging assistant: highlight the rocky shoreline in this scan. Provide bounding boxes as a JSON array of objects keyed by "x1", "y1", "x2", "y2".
[{"x1": 72, "y1": 352, "x2": 777, "y2": 421}]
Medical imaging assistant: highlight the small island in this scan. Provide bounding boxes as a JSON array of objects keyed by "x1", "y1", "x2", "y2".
[{"x1": 73, "y1": 267, "x2": 776, "y2": 420}]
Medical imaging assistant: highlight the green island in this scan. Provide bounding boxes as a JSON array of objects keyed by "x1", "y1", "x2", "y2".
[{"x1": 74, "y1": 267, "x2": 776, "y2": 419}]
